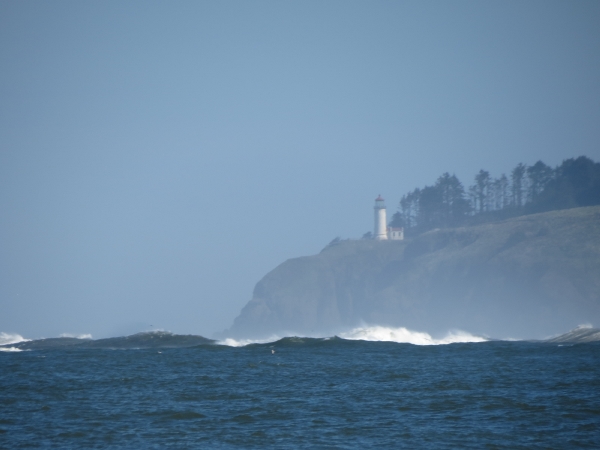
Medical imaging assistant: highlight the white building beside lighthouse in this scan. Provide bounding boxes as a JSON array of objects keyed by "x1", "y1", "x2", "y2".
[{"x1": 374, "y1": 195, "x2": 404, "y2": 241}]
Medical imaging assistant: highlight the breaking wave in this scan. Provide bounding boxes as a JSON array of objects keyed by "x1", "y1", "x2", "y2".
[
  {"x1": 0, "y1": 347, "x2": 23, "y2": 352},
  {"x1": 4, "y1": 325, "x2": 596, "y2": 351},
  {"x1": 0, "y1": 332, "x2": 30, "y2": 346},
  {"x1": 340, "y1": 326, "x2": 487, "y2": 345},
  {"x1": 218, "y1": 335, "x2": 286, "y2": 347},
  {"x1": 218, "y1": 326, "x2": 487, "y2": 347},
  {"x1": 59, "y1": 333, "x2": 93, "y2": 339}
]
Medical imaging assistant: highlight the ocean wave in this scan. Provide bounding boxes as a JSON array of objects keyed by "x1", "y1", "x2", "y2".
[
  {"x1": 217, "y1": 335, "x2": 286, "y2": 347},
  {"x1": 340, "y1": 326, "x2": 487, "y2": 345},
  {"x1": 59, "y1": 333, "x2": 93, "y2": 339},
  {"x1": 217, "y1": 326, "x2": 487, "y2": 347},
  {"x1": 0, "y1": 346, "x2": 23, "y2": 352},
  {"x1": 0, "y1": 332, "x2": 30, "y2": 346},
  {"x1": 217, "y1": 335, "x2": 341, "y2": 348}
]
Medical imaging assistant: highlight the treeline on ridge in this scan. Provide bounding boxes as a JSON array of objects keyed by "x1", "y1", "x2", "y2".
[{"x1": 389, "y1": 156, "x2": 600, "y2": 236}]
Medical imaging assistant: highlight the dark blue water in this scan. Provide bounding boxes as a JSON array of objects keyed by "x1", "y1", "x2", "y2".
[{"x1": 1, "y1": 338, "x2": 599, "y2": 448}]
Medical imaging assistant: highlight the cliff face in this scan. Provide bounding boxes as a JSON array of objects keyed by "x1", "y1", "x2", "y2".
[{"x1": 228, "y1": 206, "x2": 600, "y2": 339}]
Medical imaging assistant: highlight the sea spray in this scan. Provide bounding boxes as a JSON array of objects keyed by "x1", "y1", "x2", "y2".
[
  {"x1": 217, "y1": 326, "x2": 487, "y2": 347},
  {"x1": 0, "y1": 332, "x2": 29, "y2": 346},
  {"x1": 218, "y1": 335, "x2": 286, "y2": 347},
  {"x1": 339, "y1": 325, "x2": 487, "y2": 345}
]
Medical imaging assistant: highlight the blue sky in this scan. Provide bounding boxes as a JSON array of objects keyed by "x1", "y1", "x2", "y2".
[{"x1": 1, "y1": 1, "x2": 599, "y2": 338}]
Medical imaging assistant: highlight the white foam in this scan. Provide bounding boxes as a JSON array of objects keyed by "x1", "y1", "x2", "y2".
[
  {"x1": 0, "y1": 347, "x2": 23, "y2": 352},
  {"x1": 218, "y1": 335, "x2": 284, "y2": 347},
  {"x1": 59, "y1": 333, "x2": 93, "y2": 339},
  {"x1": 340, "y1": 325, "x2": 487, "y2": 345},
  {"x1": 217, "y1": 326, "x2": 486, "y2": 347},
  {"x1": 0, "y1": 332, "x2": 30, "y2": 346}
]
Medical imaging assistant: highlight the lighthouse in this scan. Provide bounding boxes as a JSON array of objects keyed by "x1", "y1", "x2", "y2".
[{"x1": 374, "y1": 195, "x2": 388, "y2": 240}]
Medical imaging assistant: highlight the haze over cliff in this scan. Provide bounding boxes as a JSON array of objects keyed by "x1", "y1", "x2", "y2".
[{"x1": 226, "y1": 206, "x2": 600, "y2": 340}]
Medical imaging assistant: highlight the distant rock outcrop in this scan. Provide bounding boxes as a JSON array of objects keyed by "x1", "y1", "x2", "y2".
[
  {"x1": 1, "y1": 331, "x2": 214, "y2": 350},
  {"x1": 227, "y1": 206, "x2": 600, "y2": 340}
]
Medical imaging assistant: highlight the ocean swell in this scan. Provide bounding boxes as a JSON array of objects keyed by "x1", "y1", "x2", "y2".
[{"x1": 218, "y1": 325, "x2": 487, "y2": 347}]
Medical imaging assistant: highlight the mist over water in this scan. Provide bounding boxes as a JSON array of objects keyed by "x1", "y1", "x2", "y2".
[
  {"x1": 0, "y1": 332, "x2": 28, "y2": 346},
  {"x1": 0, "y1": 333, "x2": 28, "y2": 352}
]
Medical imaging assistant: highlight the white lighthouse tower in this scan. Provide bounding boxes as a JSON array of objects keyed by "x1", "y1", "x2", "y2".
[{"x1": 374, "y1": 195, "x2": 388, "y2": 240}]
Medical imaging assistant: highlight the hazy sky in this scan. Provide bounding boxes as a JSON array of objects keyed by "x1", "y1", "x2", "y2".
[{"x1": 2, "y1": 1, "x2": 599, "y2": 339}]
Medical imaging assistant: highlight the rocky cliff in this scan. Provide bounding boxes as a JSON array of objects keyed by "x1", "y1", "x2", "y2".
[{"x1": 227, "y1": 206, "x2": 600, "y2": 339}]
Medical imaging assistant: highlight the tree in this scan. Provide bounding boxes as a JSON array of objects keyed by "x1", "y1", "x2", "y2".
[
  {"x1": 403, "y1": 174, "x2": 471, "y2": 231},
  {"x1": 396, "y1": 188, "x2": 420, "y2": 229},
  {"x1": 472, "y1": 170, "x2": 491, "y2": 213},
  {"x1": 417, "y1": 185, "x2": 443, "y2": 229},
  {"x1": 511, "y1": 163, "x2": 527, "y2": 207},
  {"x1": 436, "y1": 172, "x2": 469, "y2": 226},
  {"x1": 392, "y1": 156, "x2": 598, "y2": 237},
  {"x1": 527, "y1": 161, "x2": 553, "y2": 202},
  {"x1": 498, "y1": 174, "x2": 509, "y2": 209},
  {"x1": 532, "y1": 156, "x2": 600, "y2": 211},
  {"x1": 556, "y1": 156, "x2": 600, "y2": 206}
]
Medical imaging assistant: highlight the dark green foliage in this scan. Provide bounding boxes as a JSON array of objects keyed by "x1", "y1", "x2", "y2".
[
  {"x1": 392, "y1": 173, "x2": 470, "y2": 234},
  {"x1": 527, "y1": 160, "x2": 553, "y2": 202},
  {"x1": 473, "y1": 170, "x2": 491, "y2": 213},
  {"x1": 511, "y1": 163, "x2": 527, "y2": 208},
  {"x1": 528, "y1": 156, "x2": 600, "y2": 213},
  {"x1": 395, "y1": 156, "x2": 600, "y2": 234}
]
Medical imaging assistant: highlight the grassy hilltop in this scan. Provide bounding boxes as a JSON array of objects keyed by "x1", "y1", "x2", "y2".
[{"x1": 228, "y1": 206, "x2": 600, "y2": 340}]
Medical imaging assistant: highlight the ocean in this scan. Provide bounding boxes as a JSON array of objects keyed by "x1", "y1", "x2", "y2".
[{"x1": 1, "y1": 330, "x2": 599, "y2": 449}]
